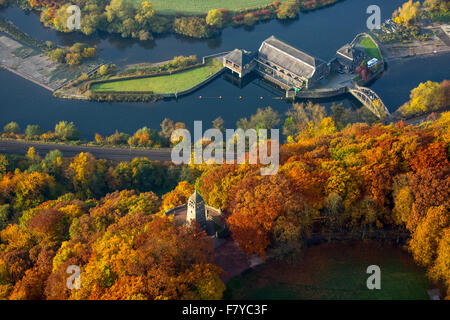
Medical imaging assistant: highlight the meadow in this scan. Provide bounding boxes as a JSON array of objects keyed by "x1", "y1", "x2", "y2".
[
  {"x1": 359, "y1": 36, "x2": 383, "y2": 61},
  {"x1": 132, "y1": 0, "x2": 280, "y2": 15},
  {"x1": 91, "y1": 59, "x2": 224, "y2": 94},
  {"x1": 224, "y1": 242, "x2": 429, "y2": 300}
]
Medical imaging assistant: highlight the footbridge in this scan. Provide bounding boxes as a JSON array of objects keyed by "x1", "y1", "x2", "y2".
[{"x1": 348, "y1": 85, "x2": 390, "y2": 119}]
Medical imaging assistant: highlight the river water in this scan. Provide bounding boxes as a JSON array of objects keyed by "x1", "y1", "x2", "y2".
[{"x1": 0, "y1": 0, "x2": 449, "y2": 138}]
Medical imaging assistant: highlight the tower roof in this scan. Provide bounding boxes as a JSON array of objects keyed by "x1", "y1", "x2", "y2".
[
  {"x1": 224, "y1": 49, "x2": 256, "y2": 66},
  {"x1": 189, "y1": 190, "x2": 204, "y2": 203}
]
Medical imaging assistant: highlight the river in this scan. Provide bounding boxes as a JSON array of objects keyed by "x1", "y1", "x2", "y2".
[{"x1": 0, "y1": 0, "x2": 449, "y2": 138}]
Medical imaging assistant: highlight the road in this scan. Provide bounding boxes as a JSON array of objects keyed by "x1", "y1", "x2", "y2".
[
  {"x1": 0, "y1": 139, "x2": 172, "y2": 162},
  {"x1": 2, "y1": 107, "x2": 448, "y2": 162}
]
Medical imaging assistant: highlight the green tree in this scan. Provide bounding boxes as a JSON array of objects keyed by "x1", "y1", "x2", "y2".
[
  {"x1": 48, "y1": 48, "x2": 67, "y2": 63},
  {"x1": 54, "y1": 121, "x2": 80, "y2": 141},
  {"x1": 39, "y1": 150, "x2": 65, "y2": 182},
  {"x1": 283, "y1": 102, "x2": 327, "y2": 137},
  {"x1": 105, "y1": 0, "x2": 136, "y2": 22},
  {"x1": 0, "y1": 204, "x2": 10, "y2": 231},
  {"x1": 237, "y1": 107, "x2": 282, "y2": 130},
  {"x1": 3, "y1": 122, "x2": 20, "y2": 134},
  {"x1": 0, "y1": 154, "x2": 8, "y2": 178},
  {"x1": 25, "y1": 125, "x2": 43, "y2": 139}
]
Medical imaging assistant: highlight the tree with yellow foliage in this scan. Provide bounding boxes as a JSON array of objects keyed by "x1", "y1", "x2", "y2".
[
  {"x1": 161, "y1": 181, "x2": 195, "y2": 212},
  {"x1": 68, "y1": 152, "x2": 97, "y2": 198},
  {"x1": 409, "y1": 205, "x2": 449, "y2": 267},
  {"x1": 393, "y1": 0, "x2": 421, "y2": 26},
  {"x1": 26, "y1": 147, "x2": 40, "y2": 163},
  {"x1": 429, "y1": 228, "x2": 450, "y2": 299},
  {"x1": 396, "y1": 80, "x2": 447, "y2": 118}
]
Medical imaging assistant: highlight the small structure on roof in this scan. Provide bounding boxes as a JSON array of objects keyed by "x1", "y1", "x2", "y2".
[
  {"x1": 223, "y1": 49, "x2": 257, "y2": 78},
  {"x1": 336, "y1": 43, "x2": 366, "y2": 73}
]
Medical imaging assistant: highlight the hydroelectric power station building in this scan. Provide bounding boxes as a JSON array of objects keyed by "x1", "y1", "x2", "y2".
[{"x1": 223, "y1": 35, "x2": 330, "y2": 90}]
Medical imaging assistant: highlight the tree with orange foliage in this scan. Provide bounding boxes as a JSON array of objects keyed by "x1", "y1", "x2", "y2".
[
  {"x1": 0, "y1": 171, "x2": 56, "y2": 212},
  {"x1": 281, "y1": 159, "x2": 329, "y2": 210},
  {"x1": 27, "y1": 0, "x2": 60, "y2": 8},
  {"x1": 409, "y1": 141, "x2": 449, "y2": 172},
  {"x1": 408, "y1": 167, "x2": 450, "y2": 231},
  {"x1": 227, "y1": 173, "x2": 312, "y2": 258},
  {"x1": 64, "y1": 216, "x2": 224, "y2": 300}
]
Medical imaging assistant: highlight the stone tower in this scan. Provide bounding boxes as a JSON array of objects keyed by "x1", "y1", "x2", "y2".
[{"x1": 186, "y1": 190, "x2": 207, "y2": 229}]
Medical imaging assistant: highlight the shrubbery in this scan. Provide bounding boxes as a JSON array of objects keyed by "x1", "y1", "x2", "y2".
[
  {"x1": 48, "y1": 43, "x2": 97, "y2": 66},
  {"x1": 396, "y1": 80, "x2": 449, "y2": 118},
  {"x1": 173, "y1": 17, "x2": 213, "y2": 38},
  {"x1": 276, "y1": 0, "x2": 300, "y2": 19}
]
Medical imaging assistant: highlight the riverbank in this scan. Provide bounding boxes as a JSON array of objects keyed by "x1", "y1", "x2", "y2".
[
  {"x1": 381, "y1": 38, "x2": 450, "y2": 61},
  {"x1": 0, "y1": 109, "x2": 444, "y2": 161},
  {"x1": 7, "y1": 0, "x2": 342, "y2": 40},
  {"x1": 373, "y1": 5, "x2": 450, "y2": 61}
]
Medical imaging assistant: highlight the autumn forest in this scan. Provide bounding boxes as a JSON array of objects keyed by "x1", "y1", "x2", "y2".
[
  {"x1": 0, "y1": 107, "x2": 449, "y2": 299},
  {"x1": 0, "y1": 0, "x2": 449, "y2": 303}
]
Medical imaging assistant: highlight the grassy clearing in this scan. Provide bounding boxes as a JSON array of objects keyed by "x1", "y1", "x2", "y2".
[
  {"x1": 132, "y1": 0, "x2": 279, "y2": 15},
  {"x1": 224, "y1": 242, "x2": 429, "y2": 300},
  {"x1": 359, "y1": 37, "x2": 382, "y2": 61},
  {"x1": 91, "y1": 59, "x2": 223, "y2": 94},
  {"x1": 12, "y1": 46, "x2": 39, "y2": 59}
]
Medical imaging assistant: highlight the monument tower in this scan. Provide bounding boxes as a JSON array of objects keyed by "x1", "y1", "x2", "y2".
[{"x1": 186, "y1": 190, "x2": 207, "y2": 229}]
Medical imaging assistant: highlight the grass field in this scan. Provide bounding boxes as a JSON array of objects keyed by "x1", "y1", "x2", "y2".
[
  {"x1": 224, "y1": 242, "x2": 429, "y2": 300},
  {"x1": 91, "y1": 59, "x2": 223, "y2": 94},
  {"x1": 359, "y1": 37, "x2": 383, "y2": 61},
  {"x1": 132, "y1": 0, "x2": 280, "y2": 15}
]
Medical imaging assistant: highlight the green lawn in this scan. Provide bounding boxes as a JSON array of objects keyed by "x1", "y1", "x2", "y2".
[
  {"x1": 132, "y1": 0, "x2": 280, "y2": 15},
  {"x1": 91, "y1": 59, "x2": 223, "y2": 94},
  {"x1": 224, "y1": 242, "x2": 429, "y2": 300},
  {"x1": 359, "y1": 37, "x2": 383, "y2": 61}
]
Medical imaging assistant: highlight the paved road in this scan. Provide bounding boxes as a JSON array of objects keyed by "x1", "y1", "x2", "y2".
[{"x1": 0, "y1": 140, "x2": 172, "y2": 162}]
